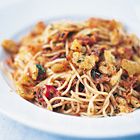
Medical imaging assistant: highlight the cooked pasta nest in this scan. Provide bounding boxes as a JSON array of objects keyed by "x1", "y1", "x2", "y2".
[{"x1": 1, "y1": 18, "x2": 140, "y2": 117}]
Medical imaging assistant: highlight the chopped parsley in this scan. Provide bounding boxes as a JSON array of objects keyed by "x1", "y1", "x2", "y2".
[
  {"x1": 77, "y1": 55, "x2": 85, "y2": 63},
  {"x1": 36, "y1": 64, "x2": 46, "y2": 80},
  {"x1": 77, "y1": 59, "x2": 82, "y2": 63},
  {"x1": 91, "y1": 69, "x2": 101, "y2": 79}
]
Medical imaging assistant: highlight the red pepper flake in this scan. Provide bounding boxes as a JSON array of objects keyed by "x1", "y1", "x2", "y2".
[
  {"x1": 124, "y1": 48, "x2": 134, "y2": 59},
  {"x1": 38, "y1": 98, "x2": 44, "y2": 102},
  {"x1": 45, "y1": 85, "x2": 60, "y2": 99}
]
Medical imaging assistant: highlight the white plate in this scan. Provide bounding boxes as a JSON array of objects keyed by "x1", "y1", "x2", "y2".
[{"x1": 0, "y1": 0, "x2": 140, "y2": 139}]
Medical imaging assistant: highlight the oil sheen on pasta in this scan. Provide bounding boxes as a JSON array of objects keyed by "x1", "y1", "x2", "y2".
[{"x1": 2, "y1": 18, "x2": 140, "y2": 117}]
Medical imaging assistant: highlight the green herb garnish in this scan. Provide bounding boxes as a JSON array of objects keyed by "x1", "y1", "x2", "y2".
[
  {"x1": 91, "y1": 69, "x2": 101, "y2": 79},
  {"x1": 77, "y1": 59, "x2": 82, "y2": 63},
  {"x1": 36, "y1": 64, "x2": 46, "y2": 80}
]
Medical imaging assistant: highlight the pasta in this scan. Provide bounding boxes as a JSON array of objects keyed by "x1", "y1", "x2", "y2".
[{"x1": 1, "y1": 18, "x2": 140, "y2": 117}]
